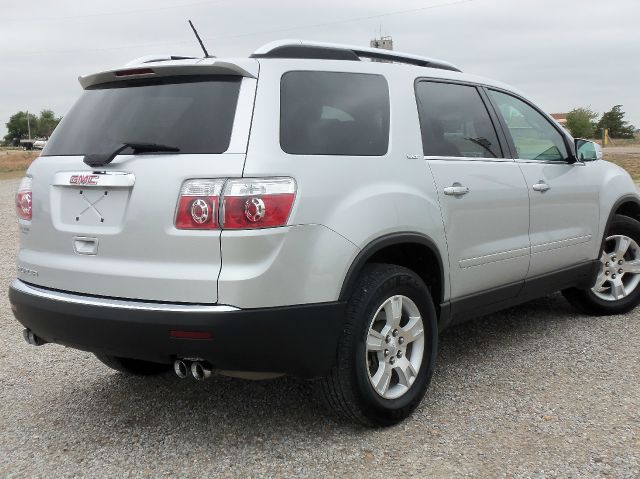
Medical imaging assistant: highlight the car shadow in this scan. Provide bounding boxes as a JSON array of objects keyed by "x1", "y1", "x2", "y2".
[
  {"x1": 437, "y1": 292, "x2": 580, "y2": 363},
  {"x1": 43, "y1": 293, "x2": 584, "y2": 438}
]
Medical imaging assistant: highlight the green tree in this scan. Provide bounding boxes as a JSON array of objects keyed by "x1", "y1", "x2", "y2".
[
  {"x1": 36, "y1": 109, "x2": 61, "y2": 138},
  {"x1": 595, "y1": 105, "x2": 636, "y2": 139},
  {"x1": 3, "y1": 111, "x2": 38, "y2": 145},
  {"x1": 565, "y1": 107, "x2": 598, "y2": 138}
]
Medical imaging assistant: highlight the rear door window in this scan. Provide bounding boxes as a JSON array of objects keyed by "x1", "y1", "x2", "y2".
[
  {"x1": 43, "y1": 76, "x2": 241, "y2": 156},
  {"x1": 415, "y1": 81, "x2": 503, "y2": 158},
  {"x1": 280, "y1": 71, "x2": 389, "y2": 156}
]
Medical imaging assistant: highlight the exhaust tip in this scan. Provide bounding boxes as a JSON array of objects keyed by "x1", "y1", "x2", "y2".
[
  {"x1": 22, "y1": 329, "x2": 46, "y2": 346},
  {"x1": 191, "y1": 361, "x2": 212, "y2": 380},
  {"x1": 173, "y1": 359, "x2": 190, "y2": 379}
]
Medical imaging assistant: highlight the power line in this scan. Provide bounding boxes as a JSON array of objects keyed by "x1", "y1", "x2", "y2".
[
  {"x1": 9, "y1": 0, "x2": 476, "y2": 56},
  {"x1": 206, "y1": 0, "x2": 476, "y2": 42},
  {"x1": 3, "y1": 0, "x2": 229, "y2": 22}
]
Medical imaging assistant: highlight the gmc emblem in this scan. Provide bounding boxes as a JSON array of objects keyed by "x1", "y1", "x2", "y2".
[{"x1": 69, "y1": 174, "x2": 99, "y2": 185}]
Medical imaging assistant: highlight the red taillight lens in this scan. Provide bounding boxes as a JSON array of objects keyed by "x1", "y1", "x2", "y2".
[
  {"x1": 175, "y1": 179, "x2": 225, "y2": 230},
  {"x1": 15, "y1": 176, "x2": 32, "y2": 221},
  {"x1": 222, "y1": 178, "x2": 296, "y2": 229}
]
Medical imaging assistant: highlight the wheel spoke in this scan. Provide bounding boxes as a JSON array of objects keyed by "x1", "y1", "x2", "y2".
[
  {"x1": 401, "y1": 316, "x2": 424, "y2": 343},
  {"x1": 600, "y1": 250, "x2": 609, "y2": 264},
  {"x1": 625, "y1": 259, "x2": 640, "y2": 274},
  {"x1": 371, "y1": 362, "x2": 393, "y2": 395},
  {"x1": 593, "y1": 270, "x2": 609, "y2": 292},
  {"x1": 394, "y1": 357, "x2": 417, "y2": 388},
  {"x1": 614, "y1": 236, "x2": 631, "y2": 258},
  {"x1": 366, "y1": 329, "x2": 385, "y2": 352},
  {"x1": 611, "y1": 279, "x2": 626, "y2": 300},
  {"x1": 384, "y1": 295, "x2": 403, "y2": 328}
]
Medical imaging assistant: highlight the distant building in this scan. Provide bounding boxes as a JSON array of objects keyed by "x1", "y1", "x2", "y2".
[
  {"x1": 550, "y1": 113, "x2": 568, "y2": 126},
  {"x1": 370, "y1": 36, "x2": 393, "y2": 51},
  {"x1": 370, "y1": 36, "x2": 393, "y2": 62}
]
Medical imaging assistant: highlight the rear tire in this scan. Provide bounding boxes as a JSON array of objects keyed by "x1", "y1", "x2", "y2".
[
  {"x1": 94, "y1": 354, "x2": 172, "y2": 376},
  {"x1": 563, "y1": 214, "x2": 640, "y2": 315},
  {"x1": 317, "y1": 264, "x2": 438, "y2": 427}
]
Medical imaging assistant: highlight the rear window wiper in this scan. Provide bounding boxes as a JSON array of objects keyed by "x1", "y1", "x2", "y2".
[{"x1": 83, "y1": 142, "x2": 180, "y2": 167}]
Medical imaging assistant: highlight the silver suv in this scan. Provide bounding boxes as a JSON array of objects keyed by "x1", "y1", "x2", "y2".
[{"x1": 10, "y1": 40, "x2": 640, "y2": 426}]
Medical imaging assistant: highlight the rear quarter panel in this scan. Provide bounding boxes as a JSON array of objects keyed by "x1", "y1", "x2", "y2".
[{"x1": 241, "y1": 60, "x2": 450, "y2": 304}]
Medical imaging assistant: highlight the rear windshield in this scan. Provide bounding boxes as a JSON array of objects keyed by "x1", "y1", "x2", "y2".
[
  {"x1": 43, "y1": 76, "x2": 241, "y2": 156},
  {"x1": 280, "y1": 71, "x2": 390, "y2": 156}
]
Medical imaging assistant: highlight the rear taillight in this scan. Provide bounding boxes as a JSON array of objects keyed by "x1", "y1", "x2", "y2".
[
  {"x1": 221, "y1": 178, "x2": 296, "y2": 229},
  {"x1": 175, "y1": 177, "x2": 296, "y2": 230},
  {"x1": 175, "y1": 179, "x2": 225, "y2": 230},
  {"x1": 15, "y1": 176, "x2": 32, "y2": 221}
]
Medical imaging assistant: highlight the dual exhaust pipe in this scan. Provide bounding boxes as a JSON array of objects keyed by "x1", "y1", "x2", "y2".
[
  {"x1": 23, "y1": 329, "x2": 46, "y2": 346},
  {"x1": 174, "y1": 359, "x2": 213, "y2": 381},
  {"x1": 23, "y1": 328, "x2": 212, "y2": 381}
]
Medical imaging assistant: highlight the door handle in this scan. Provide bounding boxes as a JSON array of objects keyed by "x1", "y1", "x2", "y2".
[
  {"x1": 443, "y1": 183, "x2": 470, "y2": 196},
  {"x1": 532, "y1": 181, "x2": 551, "y2": 192}
]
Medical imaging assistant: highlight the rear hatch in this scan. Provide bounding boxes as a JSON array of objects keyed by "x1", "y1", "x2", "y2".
[{"x1": 17, "y1": 59, "x2": 258, "y2": 303}]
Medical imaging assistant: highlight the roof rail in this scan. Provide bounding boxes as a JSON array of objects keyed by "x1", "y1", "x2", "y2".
[{"x1": 251, "y1": 40, "x2": 462, "y2": 73}]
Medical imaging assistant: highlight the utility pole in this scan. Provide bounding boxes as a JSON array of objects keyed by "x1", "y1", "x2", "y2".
[{"x1": 26, "y1": 110, "x2": 31, "y2": 140}]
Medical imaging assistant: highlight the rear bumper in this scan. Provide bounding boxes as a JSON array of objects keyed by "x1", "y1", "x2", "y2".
[{"x1": 9, "y1": 280, "x2": 345, "y2": 378}]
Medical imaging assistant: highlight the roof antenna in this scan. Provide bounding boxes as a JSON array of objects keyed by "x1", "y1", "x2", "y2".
[{"x1": 188, "y1": 20, "x2": 213, "y2": 58}]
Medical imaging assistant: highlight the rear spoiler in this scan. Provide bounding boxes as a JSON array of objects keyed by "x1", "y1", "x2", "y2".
[{"x1": 78, "y1": 61, "x2": 257, "y2": 89}]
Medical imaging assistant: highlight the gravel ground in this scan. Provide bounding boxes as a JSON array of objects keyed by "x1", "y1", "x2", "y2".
[{"x1": 0, "y1": 177, "x2": 638, "y2": 478}]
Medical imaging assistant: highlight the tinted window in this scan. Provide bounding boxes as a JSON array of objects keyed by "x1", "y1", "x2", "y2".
[
  {"x1": 280, "y1": 71, "x2": 389, "y2": 156},
  {"x1": 43, "y1": 76, "x2": 241, "y2": 156},
  {"x1": 415, "y1": 82, "x2": 502, "y2": 158},
  {"x1": 488, "y1": 90, "x2": 568, "y2": 161}
]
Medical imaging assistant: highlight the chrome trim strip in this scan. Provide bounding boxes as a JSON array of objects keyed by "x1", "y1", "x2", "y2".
[
  {"x1": 531, "y1": 235, "x2": 592, "y2": 254},
  {"x1": 53, "y1": 171, "x2": 135, "y2": 187},
  {"x1": 424, "y1": 156, "x2": 515, "y2": 163},
  {"x1": 459, "y1": 246, "x2": 530, "y2": 269},
  {"x1": 10, "y1": 279, "x2": 238, "y2": 313},
  {"x1": 514, "y1": 159, "x2": 584, "y2": 166}
]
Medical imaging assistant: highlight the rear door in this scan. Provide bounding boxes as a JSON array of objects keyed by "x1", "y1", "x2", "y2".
[
  {"x1": 17, "y1": 65, "x2": 257, "y2": 303},
  {"x1": 486, "y1": 89, "x2": 600, "y2": 278},
  {"x1": 416, "y1": 80, "x2": 530, "y2": 302}
]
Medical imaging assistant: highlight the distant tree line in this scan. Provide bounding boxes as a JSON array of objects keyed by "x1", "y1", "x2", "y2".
[
  {"x1": 3, "y1": 110, "x2": 62, "y2": 145},
  {"x1": 565, "y1": 105, "x2": 636, "y2": 139}
]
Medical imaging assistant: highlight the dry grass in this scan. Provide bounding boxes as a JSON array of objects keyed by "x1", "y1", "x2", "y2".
[
  {"x1": 607, "y1": 136, "x2": 640, "y2": 147},
  {"x1": 605, "y1": 152, "x2": 640, "y2": 180},
  {"x1": 0, "y1": 150, "x2": 39, "y2": 174}
]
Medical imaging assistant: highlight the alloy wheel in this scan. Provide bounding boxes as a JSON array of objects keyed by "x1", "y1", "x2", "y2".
[
  {"x1": 592, "y1": 234, "x2": 640, "y2": 301},
  {"x1": 365, "y1": 295, "x2": 425, "y2": 400}
]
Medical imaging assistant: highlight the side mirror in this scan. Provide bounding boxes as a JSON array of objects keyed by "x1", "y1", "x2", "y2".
[{"x1": 575, "y1": 139, "x2": 602, "y2": 162}]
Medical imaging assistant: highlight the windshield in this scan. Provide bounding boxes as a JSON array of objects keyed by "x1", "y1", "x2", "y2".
[{"x1": 43, "y1": 75, "x2": 241, "y2": 156}]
